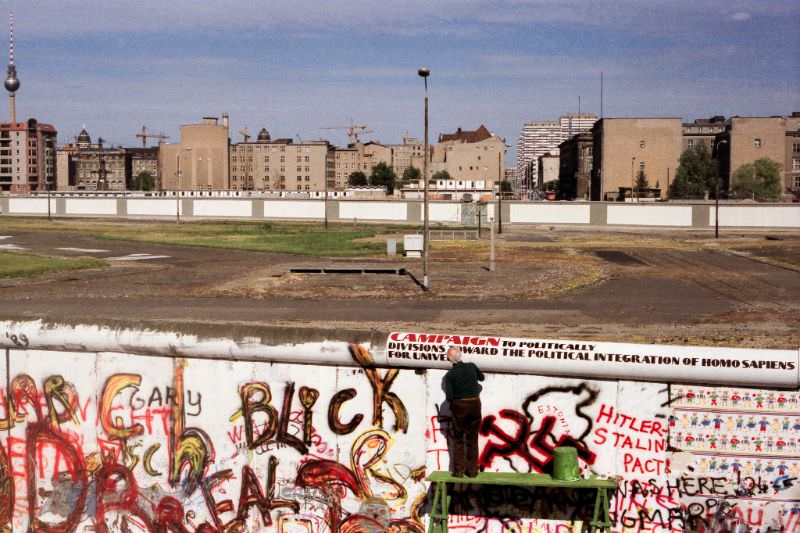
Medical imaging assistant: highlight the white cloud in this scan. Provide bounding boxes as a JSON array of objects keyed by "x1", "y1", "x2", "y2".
[{"x1": 731, "y1": 12, "x2": 751, "y2": 21}]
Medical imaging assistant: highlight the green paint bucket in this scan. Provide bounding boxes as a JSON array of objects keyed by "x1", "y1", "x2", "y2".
[{"x1": 552, "y1": 446, "x2": 580, "y2": 481}]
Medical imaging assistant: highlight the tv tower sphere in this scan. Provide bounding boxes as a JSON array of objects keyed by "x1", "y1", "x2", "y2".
[{"x1": 5, "y1": 13, "x2": 18, "y2": 94}]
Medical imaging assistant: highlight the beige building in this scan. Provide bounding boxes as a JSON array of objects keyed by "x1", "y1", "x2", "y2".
[
  {"x1": 160, "y1": 116, "x2": 230, "y2": 190},
  {"x1": 332, "y1": 142, "x2": 393, "y2": 188},
  {"x1": 717, "y1": 116, "x2": 787, "y2": 192},
  {"x1": 682, "y1": 116, "x2": 726, "y2": 152},
  {"x1": 590, "y1": 118, "x2": 682, "y2": 200},
  {"x1": 786, "y1": 113, "x2": 800, "y2": 193},
  {"x1": 229, "y1": 128, "x2": 333, "y2": 192},
  {"x1": 389, "y1": 134, "x2": 425, "y2": 178},
  {"x1": 431, "y1": 125, "x2": 505, "y2": 189},
  {"x1": 333, "y1": 147, "x2": 359, "y2": 188}
]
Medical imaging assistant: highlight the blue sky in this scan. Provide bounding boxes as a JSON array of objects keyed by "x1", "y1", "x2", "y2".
[{"x1": 4, "y1": 0, "x2": 799, "y2": 163}]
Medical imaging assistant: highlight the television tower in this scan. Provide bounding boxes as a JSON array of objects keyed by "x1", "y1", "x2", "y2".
[{"x1": 5, "y1": 13, "x2": 19, "y2": 123}]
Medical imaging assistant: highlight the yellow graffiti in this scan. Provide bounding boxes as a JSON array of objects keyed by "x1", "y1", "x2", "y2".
[
  {"x1": 143, "y1": 443, "x2": 162, "y2": 477},
  {"x1": 100, "y1": 373, "x2": 144, "y2": 440}
]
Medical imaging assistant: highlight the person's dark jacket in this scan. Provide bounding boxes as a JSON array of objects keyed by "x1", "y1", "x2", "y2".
[{"x1": 444, "y1": 361, "x2": 484, "y2": 401}]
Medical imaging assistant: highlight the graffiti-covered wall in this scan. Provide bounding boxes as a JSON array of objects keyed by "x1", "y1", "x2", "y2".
[{"x1": 1, "y1": 342, "x2": 798, "y2": 532}]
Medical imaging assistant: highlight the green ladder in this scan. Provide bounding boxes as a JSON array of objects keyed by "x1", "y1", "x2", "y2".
[{"x1": 426, "y1": 471, "x2": 617, "y2": 533}]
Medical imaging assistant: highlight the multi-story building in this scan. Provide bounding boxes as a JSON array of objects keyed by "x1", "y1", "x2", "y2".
[
  {"x1": 558, "y1": 132, "x2": 594, "y2": 200},
  {"x1": 716, "y1": 116, "x2": 787, "y2": 192},
  {"x1": 388, "y1": 134, "x2": 425, "y2": 178},
  {"x1": 56, "y1": 129, "x2": 156, "y2": 191},
  {"x1": 229, "y1": 128, "x2": 333, "y2": 192},
  {"x1": 537, "y1": 153, "x2": 559, "y2": 189},
  {"x1": 590, "y1": 118, "x2": 682, "y2": 201},
  {"x1": 682, "y1": 116, "x2": 726, "y2": 153},
  {"x1": 74, "y1": 145, "x2": 130, "y2": 191},
  {"x1": 0, "y1": 119, "x2": 57, "y2": 193},
  {"x1": 160, "y1": 115, "x2": 230, "y2": 190},
  {"x1": 786, "y1": 113, "x2": 800, "y2": 193},
  {"x1": 516, "y1": 113, "x2": 597, "y2": 192},
  {"x1": 333, "y1": 147, "x2": 359, "y2": 188},
  {"x1": 432, "y1": 125, "x2": 505, "y2": 189},
  {"x1": 128, "y1": 147, "x2": 159, "y2": 184}
]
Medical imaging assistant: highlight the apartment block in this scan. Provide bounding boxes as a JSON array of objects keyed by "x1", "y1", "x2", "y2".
[
  {"x1": 517, "y1": 113, "x2": 596, "y2": 192},
  {"x1": 0, "y1": 118, "x2": 57, "y2": 193},
  {"x1": 432, "y1": 125, "x2": 505, "y2": 189},
  {"x1": 590, "y1": 118, "x2": 682, "y2": 201},
  {"x1": 229, "y1": 127, "x2": 333, "y2": 192}
]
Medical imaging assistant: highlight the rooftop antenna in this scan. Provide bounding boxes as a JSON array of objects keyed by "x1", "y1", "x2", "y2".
[{"x1": 5, "y1": 12, "x2": 20, "y2": 123}]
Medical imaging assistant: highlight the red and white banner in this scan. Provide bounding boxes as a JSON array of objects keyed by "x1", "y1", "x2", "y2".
[{"x1": 384, "y1": 332, "x2": 799, "y2": 388}]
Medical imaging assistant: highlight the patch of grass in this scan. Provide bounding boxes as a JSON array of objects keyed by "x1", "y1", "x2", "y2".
[
  {"x1": 0, "y1": 251, "x2": 108, "y2": 279},
  {"x1": 0, "y1": 218, "x2": 392, "y2": 256}
]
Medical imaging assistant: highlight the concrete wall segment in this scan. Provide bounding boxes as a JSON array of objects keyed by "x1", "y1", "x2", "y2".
[
  {"x1": 1, "y1": 321, "x2": 797, "y2": 389},
  {"x1": 1, "y1": 338, "x2": 798, "y2": 531}
]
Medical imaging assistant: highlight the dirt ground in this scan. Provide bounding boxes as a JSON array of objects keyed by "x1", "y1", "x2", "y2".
[{"x1": 1, "y1": 223, "x2": 799, "y2": 348}]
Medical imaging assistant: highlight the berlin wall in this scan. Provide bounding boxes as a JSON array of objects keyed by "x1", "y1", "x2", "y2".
[
  {"x1": 0, "y1": 321, "x2": 798, "y2": 532},
  {"x1": 2, "y1": 196, "x2": 800, "y2": 229}
]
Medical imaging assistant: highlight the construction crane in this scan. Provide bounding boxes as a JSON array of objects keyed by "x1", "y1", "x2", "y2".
[
  {"x1": 135, "y1": 126, "x2": 169, "y2": 147},
  {"x1": 320, "y1": 119, "x2": 373, "y2": 145}
]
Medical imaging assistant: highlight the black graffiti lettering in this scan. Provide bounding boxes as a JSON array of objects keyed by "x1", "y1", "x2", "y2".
[{"x1": 328, "y1": 388, "x2": 364, "y2": 435}]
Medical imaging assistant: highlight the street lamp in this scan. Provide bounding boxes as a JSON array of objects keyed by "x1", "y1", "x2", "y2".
[
  {"x1": 630, "y1": 157, "x2": 636, "y2": 202},
  {"x1": 418, "y1": 66, "x2": 430, "y2": 291}
]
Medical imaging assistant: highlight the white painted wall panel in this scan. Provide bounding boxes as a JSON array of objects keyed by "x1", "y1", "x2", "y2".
[
  {"x1": 127, "y1": 199, "x2": 181, "y2": 216},
  {"x1": 712, "y1": 205, "x2": 800, "y2": 228},
  {"x1": 510, "y1": 203, "x2": 590, "y2": 224},
  {"x1": 8, "y1": 197, "x2": 55, "y2": 214},
  {"x1": 264, "y1": 200, "x2": 325, "y2": 219},
  {"x1": 193, "y1": 199, "x2": 252, "y2": 217},
  {"x1": 339, "y1": 201, "x2": 407, "y2": 221},
  {"x1": 65, "y1": 198, "x2": 118, "y2": 215},
  {"x1": 607, "y1": 205, "x2": 693, "y2": 226},
  {"x1": 427, "y1": 203, "x2": 461, "y2": 222}
]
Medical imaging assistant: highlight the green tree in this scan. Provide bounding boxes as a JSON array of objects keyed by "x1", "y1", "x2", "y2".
[
  {"x1": 499, "y1": 180, "x2": 512, "y2": 193},
  {"x1": 731, "y1": 158, "x2": 782, "y2": 201},
  {"x1": 431, "y1": 170, "x2": 451, "y2": 181},
  {"x1": 670, "y1": 145, "x2": 717, "y2": 199},
  {"x1": 402, "y1": 166, "x2": 421, "y2": 182},
  {"x1": 348, "y1": 171, "x2": 368, "y2": 187},
  {"x1": 369, "y1": 162, "x2": 397, "y2": 193},
  {"x1": 635, "y1": 170, "x2": 649, "y2": 190},
  {"x1": 128, "y1": 171, "x2": 156, "y2": 191}
]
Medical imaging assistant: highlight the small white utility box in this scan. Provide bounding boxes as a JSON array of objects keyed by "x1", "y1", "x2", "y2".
[{"x1": 404, "y1": 234, "x2": 423, "y2": 258}]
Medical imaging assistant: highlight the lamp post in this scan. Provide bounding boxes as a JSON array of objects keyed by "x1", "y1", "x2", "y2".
[
  {"x1": 418, "y1": 66, "x2": 430, "y2": 291},
  {"x1": 630, "y1": 157, "x2": 636, "y2": 202}
]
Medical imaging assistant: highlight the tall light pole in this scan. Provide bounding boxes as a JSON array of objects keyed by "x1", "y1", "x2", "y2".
[
  {"x1": 418, "y1": 67, "x2": 430, "y2": 291},
  {"x1": 630, "y1": 157, "x2": 636, "y2": 202}
]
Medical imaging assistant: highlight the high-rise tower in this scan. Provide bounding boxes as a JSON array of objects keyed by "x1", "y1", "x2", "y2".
[{"x1": 5, "y1": 13, "x2": 19, "y2": 123}]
